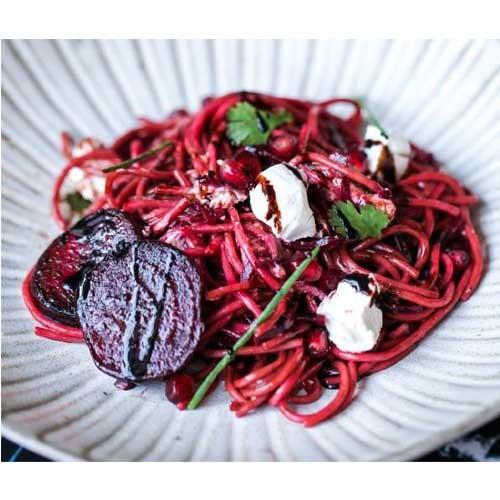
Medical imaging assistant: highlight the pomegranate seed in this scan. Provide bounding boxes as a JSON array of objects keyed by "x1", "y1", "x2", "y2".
[
  {"x1": 165, "y1": 374, "x2": 195, "y2": 405},
  {"x1": 447, "y1": 249, "x2": 470, "y2": 270},
  {"x1": 233, "y1": 149, "x2": 261, "y2": 179},
  {"x1": 347, "y1": 149, "x2": 366, "y2": 172},
  {"x1": 267, "y1": 133, "x2": 297, "y2": 160},
  {"x1": 291, "y1": 254, "x2": 323, "y2": 281},
  {"x1": 219, "y1": 159, "x2": 249, "y2": 188},
  {"x1": 306, "y1": 330, "x2": 330, "y2": 357}
]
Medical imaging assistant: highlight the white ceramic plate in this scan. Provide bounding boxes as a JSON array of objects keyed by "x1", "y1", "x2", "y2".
[{"x1": 2, "y1": 39, "x2": 500, "y2": 461}]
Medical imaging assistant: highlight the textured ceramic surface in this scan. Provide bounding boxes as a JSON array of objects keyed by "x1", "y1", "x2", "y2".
[{"x1": 2, "y1": 39, "x2": 500, "y2": 461}]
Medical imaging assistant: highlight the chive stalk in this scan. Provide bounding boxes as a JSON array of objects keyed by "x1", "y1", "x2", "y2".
[
  {"x1": 103, "y1": 140, "x2": 172, "y2": 173},
  {"x1": 187, "y1": 246, "x2": 321, "y2": 410}
]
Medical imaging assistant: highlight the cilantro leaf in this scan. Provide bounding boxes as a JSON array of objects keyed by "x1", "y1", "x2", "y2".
[
  {"x1": 226, "y1": 102, "x2": 293, "y2": 146},
  {"x1": 265, "y1": 109, "x2": 294, "y2": 132},
  {"x1": 328, "y1": 205, "x2": 348, "y2": 238},
  {"x1": 66, "y1": 191, "x2": 92, "y2": 212},
  {"x1": 336, "y1": 200, "x2": 390, "y2": 239}
]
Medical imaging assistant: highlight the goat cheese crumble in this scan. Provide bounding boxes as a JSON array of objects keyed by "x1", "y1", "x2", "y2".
[
  {"x1": 249, "y1": 163, "x2": 316, "y2": 242},
  {"x1": 317, "y1": 275, "x2": 383, "y2": 353},
  {"x1": 364, "y1": 125, "x2": 411, "y2": 182}
]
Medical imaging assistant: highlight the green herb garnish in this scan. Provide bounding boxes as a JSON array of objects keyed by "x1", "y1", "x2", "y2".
[
  {"x1": 102, "y1": 140, "x2": 172, "y2": 173},
  {"x1": 335, "y1": 200, "x2": 390, "y2": 239},
  {"x1": 187, "y1": 246, "x2": 320, "y2": 410},
  {"x1": 328, "y1": 205, "x2": 348, "y2": 238},
  {"x1": 66, "y1": 191, "x2": 92, "y2": 212},
  {"x1": 226, "y1": 102, "x2": 293, "y2": 146}
]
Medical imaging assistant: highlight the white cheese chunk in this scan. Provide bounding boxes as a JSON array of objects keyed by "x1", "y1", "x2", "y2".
[
  {"x1": 249, "y1": 163, "x2": 316, "y2": 242},
  {"x1": 59, "y1": 167, "x2": 106, "y2": 224},
  {"x1": 60, "y1": 167, "x2": 105, "y2": 201},
  {"x1": 364, "y1": 125, "x2": 411, "y2": 181},
  {"x1": 388, "y1": 134, "x2": 411, "y2": 180},
  {"x1": 317, "y1": 277, "x2": 383, "y2": 353}
]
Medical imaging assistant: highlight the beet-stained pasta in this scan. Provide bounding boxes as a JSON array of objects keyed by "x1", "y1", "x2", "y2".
[{"x1": 23, "y1": 91, "x2": 483, "y2": 427}]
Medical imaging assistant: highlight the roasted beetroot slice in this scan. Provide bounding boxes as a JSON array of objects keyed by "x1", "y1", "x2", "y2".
[
  {"x1": 77, "y1": 241, "x2": 203, "y2": 381},
  {"x1": 30, "y1": 210, "x2": 143, "y2": 326}
]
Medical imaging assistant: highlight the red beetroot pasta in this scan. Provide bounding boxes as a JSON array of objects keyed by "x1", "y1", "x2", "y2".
[{"x1": 23, "y1": 91, "x2": 483, "y2": 427}]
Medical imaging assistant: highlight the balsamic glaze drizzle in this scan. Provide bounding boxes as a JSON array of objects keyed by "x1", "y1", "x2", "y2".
[
  {"x1": 257, "y1": 175, "x2": 282, "y2": 233},
  {"x1": 122, "y1": 246, "x2": 174, "y2": 379}
]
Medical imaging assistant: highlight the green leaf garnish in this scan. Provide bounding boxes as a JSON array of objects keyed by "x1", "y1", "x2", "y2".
[
  {"x1": 102, "y1": 140, "x2": 172, "y2": 173},
  {"x1": 187, "y1": 246, "x2": 320, "y2": 410},
  {"x1": 226, "y1": 102, "x2": 293, "y2": 146},
  {"x1": 336, "y1": 200, "x2": 390, "y2": 239},
  {"x1": 328, "y1": 205, "x2": 348, "y2": 238},
  {"x1": 65, "y1": 191, "x2": 92, "y2": 212}
]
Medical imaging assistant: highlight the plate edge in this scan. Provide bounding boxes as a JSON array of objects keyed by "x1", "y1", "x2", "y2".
[{"x1": 3, "y1": 397, "x2": 500, "y2": 461}]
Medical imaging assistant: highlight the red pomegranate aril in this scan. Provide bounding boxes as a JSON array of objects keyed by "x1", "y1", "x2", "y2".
[
  {"x1": 347, "y1": 150, "x2": 366, "y2": 172},
  {"x1": 291, "y1": 255, "x2": 322, "y2": 282},
  {"x1": 306, "y1": 330, "x2": 330, "y2": 357},
  {"x1": 447, "y1": 249, "x2": 470, "y2": 270},
  {"x1": 268, "y1": 133, "x2": 297, "y2": 160},
  {"x1": 304, "y1": 260, "x2": 323, "y2": 281},
  {"x1": 219, "y1": 159, "x2": 249, "y2": 188},
  {"x1": 165, "y1": 374, "x2": 195, "y2": 405},
  {"x1": 233, "y1": 149, "x2": 262, "y2": 179}
]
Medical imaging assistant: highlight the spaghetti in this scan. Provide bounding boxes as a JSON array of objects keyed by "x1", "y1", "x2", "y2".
[{"x1": 23, "y1": 91, "x2": 483, "y2": 427}]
